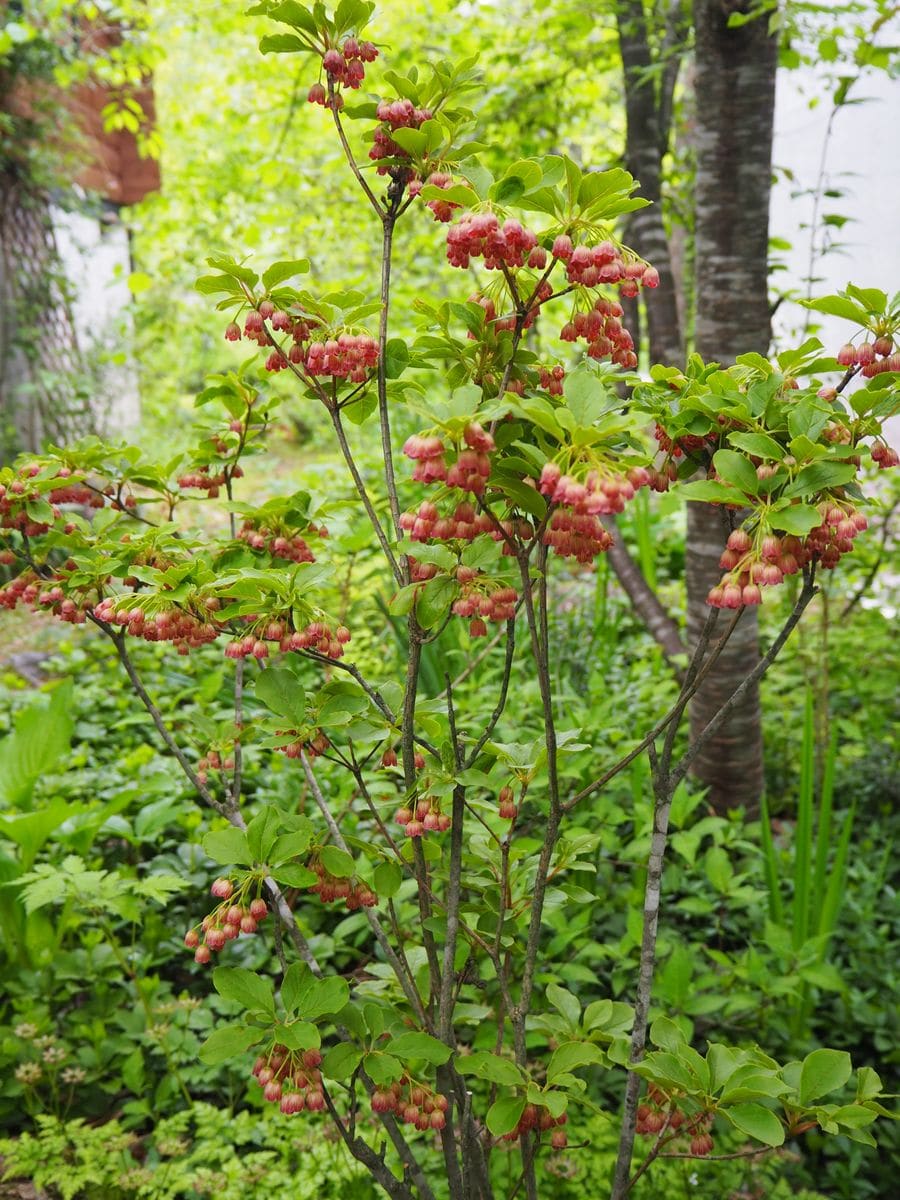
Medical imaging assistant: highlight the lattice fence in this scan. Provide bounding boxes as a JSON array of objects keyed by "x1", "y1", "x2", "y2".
[{"x1": 0, "y1": 169, "x2": 97, "y2": 452}]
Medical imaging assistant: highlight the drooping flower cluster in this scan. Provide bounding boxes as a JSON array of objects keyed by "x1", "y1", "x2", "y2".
[
  {"x1": 237, "y1": 518, "x2": 319, "y2": 563},
  {"x1": 402, "y1": 422, "x2": 495, "y2": 495},
  {"x1": 94, "y1": 597, "x2": 220, "y2": 653},
  {"x1": 369, "y1": 98, "x2": 433, "y2": 170},
  {"x1": 497, "y1": 784, "x2": 518, "y2": 820},
  {"x1": 177, "y1": 465, "x2": 235, "y2": 495},
  {"x1": 371, "y1": 1078, "x2": 449, "y2": 1131},
  {"x1": 707, "y1": 504, "x2": 869, "y2": 608},
  {"x1": 400, "y1": 500, "x2": 495, "y2": 543},
  {"x1": 551, "y1": 235, "x2": 659, "y2": 298},
  {"x1": 251, "y1": 1046, "x2": 326, "y2": 1115},
  {"x1": 0, "y1": 571, "x2": 85, "y2": 622},
  {"x1": 538, "y1": 365, "x2": 565, "y2": 396},
  {"x1": 451, "y1": 567, "x2": 517, "y2": 636},
  {"x1": 500, "y1": 1102, "x2": 568, "y2": 1149},
  {"x1": 446, "y1": 214, "x2": 541, "y2": 271},
  {"x1": 224, "y1": 619, "x2": 351, "y2": 661},
  {"x1": 308, "y1": 859, "x2": 378, "y2": 909},
  {"x1": 872, "y1": 442, "x2": 899, "y2": 469},
  {"x1": 408, "y1": 171, "x2": 460, "y2": 222},
  {"x1": 307, "y1": 37, "x2": 378, "y2": 107},
  {"x1": 278, "y1": 728, "x2": 330, "y2": 760},
  {"x1": 395, "y1": 795, "x2": 451, "y2": 837},
  {"x1": 539, "y1": 462, "x2": 650, "y2": 563},
  {"x1": 195, "y1": 749, "x2": 235, "y2": 787},
  {"x1": 184, "y1": 878, "x2": 268, "y2": 965},
  {"x1": 837, "y1": 334, "x2": 899, "y2": 377},
  {"x1": 304, "y1": 334, "x2": 379, "y2": 381},
  {"x1": 559, "y1": 296, "x2": 637, "y2": 368}
]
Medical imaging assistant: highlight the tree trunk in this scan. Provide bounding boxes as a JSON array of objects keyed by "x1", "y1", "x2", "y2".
[
  {"x1": 617, "y1": 0, "x2": 685, "y2": 366},
  {"x1": 687, "y1": 0, "x2": 778, "y2": 812}
]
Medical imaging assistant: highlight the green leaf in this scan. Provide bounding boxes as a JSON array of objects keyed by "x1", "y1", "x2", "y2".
[
  {"x1": 547, "y1": 983, "x2": 581, "y2": 1029},
  {"x1": 365, "y1": 1052, "x2": 403, "y2": 1085},
  {"x1": 269, "y1": 823, "x2": 314, "y2": 865},
  {"x1": 282, "y1": 962, "x2": 351, "y2": 1020},
  {"x1": 420, "y1": 183, "x2": 478, "y2": 208},
  {"x1": 256, "y1": 668, "x2": 307, "y2": 724},
  {"x1": 545, "y1": 1041, "x2": 605, "y2": 1085},
  {"x1": 384, "y1": 338, "x2": 409, "y2": 379},
  {"x1": 649, "y1": 1016, "x2": 686, "y2": 1053},
  {"x1": 322, "y1": 1042, "x2": 364, "y2": 1080},
  {"x1": 388, "y1": 1032, "x2": 452, "y2": 1065},
  {"x1": 0, "y1": 680, "x2": 74, "y2": 807},
  {"x1": 712, "y1": 449, "x2": 759, "y2": 495},
  {"x1": 212, "y1": 967, "x2": 276, "y2": 1017},
  {"x1": 856, "y1": 1066, "x2": 883, "y2": 1102},
  {"x1": 262, "y1": 258, "x2": 310, "y2": 289},
  {"x1": 198, "y1": 1024, "x2": 265, "y2": 1065},
  {"x1": 127, "y1": 271, "x2": 152, "y2": 296},
  {"x1": 246, "y1": 807, "x2": 281, "y2": 864},
  {"x1": 727, "y1": 431, "x2": 785, "y2": 460},
  {"x1": 259, "y1": 33, "x2": 307, "y2": 53},
  {"x1": 799, "y1": 1048, "x2": 852, "y2": 1105},
  {"x1": 373, "y1": 861, "x2": 402, "y2": 898},
  {"x1": 202, "y1": 827, "x2": 253, "y2": 866},
  {"x1": 390, "y1": 127, "x2": 426, "y2": 156},
  {"x1": 725, "y1": 1103, "x2": 785, "y2": 1147},
  {"x1": 321, "y1": 845, "x2": 355, "y2": 878},
  {"x1": 562, "y1": 367, "x2": 609, "y2": 427},
  {"x1": 676, "y1": 480, "x2": 743, "y2": 504},
  {"x1": 262, "y1": 1, "x2": 318, "y2": 34},
  {"x1": 457, "y1": 1052, "x2": 524, "y2": 1086},
  {"x1": 845, "y1": 284, "x2": 887, "y2": 314},
  {"x1": 770, "y1": 504, "x2": 822, "y2": 537},
  {"x1": 273, "y1": 1020, "x2": 320, "y2": 1051},
  {"x1": 270, "y1": 863, "x2": 318, "y2": 888},
  {"x1": 783, "y1": 461, "x2": 856, "y2": 498},
  {"x1": 486, "y1": 1095, "x2": 525, "y2": 1137},
  {"x1": 800, "y1": 294, "x2": 869, "y2": 324},
  {"x1": 416, "y1": 574, "x2": 457, "y2": 629}
]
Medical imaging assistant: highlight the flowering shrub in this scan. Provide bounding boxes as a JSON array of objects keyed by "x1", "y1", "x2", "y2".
[{"x1": 1, "y1": 3, "x2": 898, "y2": 1198}]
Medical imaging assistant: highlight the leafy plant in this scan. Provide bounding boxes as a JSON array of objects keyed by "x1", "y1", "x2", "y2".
[{"x1": 0, "y1": 4, "x2": 897, "y2": 1200}]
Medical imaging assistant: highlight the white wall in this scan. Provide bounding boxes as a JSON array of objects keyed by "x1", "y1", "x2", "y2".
[
  {"x1": 770, "y1": 65, "x2": 900, "y2": 353},
  {"x1": 51, "y1": 202, "x2": 141, "y2": 436}
]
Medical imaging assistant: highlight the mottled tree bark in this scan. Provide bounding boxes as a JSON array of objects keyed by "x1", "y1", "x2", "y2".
[
  {"x1": 603, "y1": 0, "x2": 688, "y2": 667},
  {"x1": 687, "y1": 0, "x2": 778, "y2": 811},
  {"x1": 617, "y1": 0, "x2": 686, "y2": 366}
]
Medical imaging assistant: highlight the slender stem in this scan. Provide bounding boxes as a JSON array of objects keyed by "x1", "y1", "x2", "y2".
[
  {"x1": 671, "y1": 568, "x2": 818, "y2": 789},
  {"x1": 465, "y1": 618, "x2": 516, "y2": 767},
  {"x1": 300, "y1": 751, "x2": 431, "y2": 1028},
  {"x1": 513, "y1": 549, "x2": 561, "y2": 1030},
  {"x1": 438, "y1": 678, "x2": 464, "y2": 1043},
  {"x1": 330, "y1": 406, "x2": 402, "y2": 584},
  {"x1": 328, "y1": 86, "x2": 385, "y2": 218},
  {"x1": 320, "y1": 1083, "x2": 416, "y2": 1200},
  {"x1": 610, "y1": 572, "x2": 818, "y2": 1199},
  {"x1": 92, "y1": 618, "x2": 321, "y2": 972},
  {"x1": 378, "y1": 204, "x2": 403, "y2": 542},
  {"x1": 400, "y1": 624, "x2": 442, "y2": 1009},
  {"x1": 231, "y1": 659, "x2": 244, "y2": 808}
]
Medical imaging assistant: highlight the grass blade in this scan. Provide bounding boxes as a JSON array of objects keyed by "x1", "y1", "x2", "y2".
[
  {"x1": 759, "y1": 790, "x2": 784, "y2": 925},
  {"x1": 793, "y1": 689, "x2": 815, "y2": 949}
]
